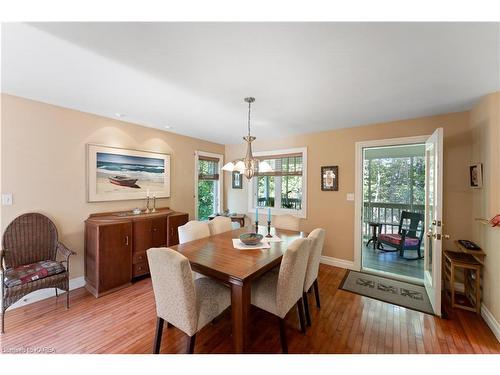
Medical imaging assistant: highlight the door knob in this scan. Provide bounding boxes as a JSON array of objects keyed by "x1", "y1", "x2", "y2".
[
  {"x1": 426, "y1": 230, "x2": 432, "y2": 238},
  {"x1": 443, "y1": 234, "x2": 450, "y2": 240}
]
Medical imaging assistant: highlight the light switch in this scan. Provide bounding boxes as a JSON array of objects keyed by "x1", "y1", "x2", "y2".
[
  {"x1": 2, "y1": 193, "x2": 13, "y2": 206},
  {"x1": 346, "y1": 193, "x2": 354, "y2": 201}
]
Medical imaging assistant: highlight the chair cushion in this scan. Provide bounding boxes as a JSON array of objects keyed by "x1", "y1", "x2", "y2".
[
  {"x1": 378, "y1": 234, "x2": 420, "y2": 247},
  {"x1": 3, "y1": 260, "x2": 66, "y2": 288}
]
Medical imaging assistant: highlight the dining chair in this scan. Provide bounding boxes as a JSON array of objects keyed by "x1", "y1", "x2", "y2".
[
  {"x1": 251, "y1": 237, "x2": 311, "y2": 353},
  {"x1": 208, "y1": 216, "x2": 233, "y2": 235},
  {"x1": 178, "y1": 220, "x2": 210, "y2": 244},
  {"x1": 273, "y1": 214, "x2": 300, "y2": 231},
  {"x1": 178, "y1": 220, "x2": 211, "y2": 280},
  {"x1": 147, "y1": 247, "x2": 231, "y2": 354},
  {"x1": 302, "y1": 228, "x2": 326, "y2": 327}
]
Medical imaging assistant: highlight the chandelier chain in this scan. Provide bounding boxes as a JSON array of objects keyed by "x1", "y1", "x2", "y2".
[{"x1": 247, "y1": 100, "x2": 251, "y2": 137}]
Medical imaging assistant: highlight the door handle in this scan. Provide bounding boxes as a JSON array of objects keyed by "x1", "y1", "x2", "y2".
[
  {"x1": 125, "y1": 235, "x2": 129, "y2": 246},
  {"x1": 426, "y1": 230, "x2": 432, "y2": 238}
]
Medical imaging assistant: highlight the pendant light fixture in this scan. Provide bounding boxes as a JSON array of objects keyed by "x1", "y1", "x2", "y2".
[{"x1": 222, "y1": 97, "x2": 272, "y2": 179}]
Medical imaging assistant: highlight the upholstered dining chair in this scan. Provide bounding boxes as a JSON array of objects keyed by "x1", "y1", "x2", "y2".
[
  {"x1": 302, "y1": 228, "x2": 326, "y2": 327},
  {"x1": 147, "y1": 247, "x2": 231, "y2": 354},
  {"x1": 208, "y1": 216, "x2": 233, "y2": 236},
  {"x1": 273, "y1": 214, "x2": 300, "y2": 231},
  {"x1": 178, "y1": 220, "x2": 210, "y2": 244},
  {"x1": 1, "y1": 213, "x2": 75, "y2": 334},
  {"x1": 251, "y1": 237, "x2": 311, "y2": 353}
]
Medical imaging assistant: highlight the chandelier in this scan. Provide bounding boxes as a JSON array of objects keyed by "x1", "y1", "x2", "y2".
[{"x1": 222, "y1": 97, "x2": 272, "y2": 179}]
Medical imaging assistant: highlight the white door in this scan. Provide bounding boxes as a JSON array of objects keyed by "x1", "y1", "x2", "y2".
[{"x1": 424, "y1": 128, "x2": 444, "y2": 316}]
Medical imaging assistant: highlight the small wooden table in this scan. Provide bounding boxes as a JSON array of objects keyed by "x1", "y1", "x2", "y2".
[
  {"x1": 170, "y1": 225, "x2": 305, "y2": 353},
  {"x1": 208, "y1": 213, "x2": 246, "y2": 228},
  {"x1": 443, "y1": 250, "x2": 482, "y2": 314}
]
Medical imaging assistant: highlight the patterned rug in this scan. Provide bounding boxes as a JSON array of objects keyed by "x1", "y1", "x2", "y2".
[{"x1": 340, "y1": 270, "x2": 434, "y2": 315}]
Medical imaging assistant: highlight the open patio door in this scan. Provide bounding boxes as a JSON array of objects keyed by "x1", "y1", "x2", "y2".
[{"x1": 424, "y1": 128, "x2": 443, "y2": 316}]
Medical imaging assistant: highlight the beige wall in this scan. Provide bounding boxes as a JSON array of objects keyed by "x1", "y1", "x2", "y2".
[
  {"x1": 225, "y1": 111, "x2": 473, "y2": 263},
  {"x1": 0, "y1": 94, "x2": 224, "y2": 279},
  {"x1": 470, "y1": 92, "x2": 500, "y2": 324}
]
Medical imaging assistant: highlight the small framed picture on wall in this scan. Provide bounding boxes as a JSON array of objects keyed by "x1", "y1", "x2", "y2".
[
  {"x1": 469, "y1": 163, "x2": 483, "y2": 188},
  {"x1": 232, "y1": 171, "x2": 243, "y2": 189},
  {"x1": 321, "y1": 166, "x2": 338, "y2": 191}
]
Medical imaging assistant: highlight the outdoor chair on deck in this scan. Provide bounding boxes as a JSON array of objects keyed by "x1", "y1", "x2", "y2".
[{"x1": 377, "y1": 211, "x2": 424, "y2": 260}]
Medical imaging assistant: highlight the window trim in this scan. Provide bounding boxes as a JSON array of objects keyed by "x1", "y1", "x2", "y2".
[
  {"x1": 247, "y1": 147, "x2": 307, "y2": 219},
  {"x1": 194, "y1": 150, "x2": 224, "y2": 220}
]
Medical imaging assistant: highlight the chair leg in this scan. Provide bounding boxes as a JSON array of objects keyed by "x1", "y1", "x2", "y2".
[
  {"x1": 153, "y1": 317, "x2": 164, "y2": 354},
  {"x1": 297, "y1": 298, "x2": 306, "y2": 334},
  {"x1": 66, "y1": 287, "x2": 70, "y2": 309},
  {"x1": 55, "y1": 288, "x2": 59, "y2": 298},
  {"x1": 313, "y1": 279, "x2": 321, "y2": 309},
  {"x1": 279, "y1": 318, "x2": 288, "y2": 354},
  {"x1": 187, "y1": 333, "x2": 196, "y2": 354},
  {"x1": 303, "y1": 292, "x2": 312, "y2": 326}
]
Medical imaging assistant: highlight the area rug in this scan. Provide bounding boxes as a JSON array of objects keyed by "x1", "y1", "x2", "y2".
[{"x1": 340, "y1": 270, "x2": 434, "y2": 315}]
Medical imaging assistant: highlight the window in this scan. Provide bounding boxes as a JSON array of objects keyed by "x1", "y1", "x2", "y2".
[
  {"x1": 195, "y1": 152, "x2": 223, "y2": 220},
  {"x1": 249, "y1": 148, "x2": 307, "y2": 218}
]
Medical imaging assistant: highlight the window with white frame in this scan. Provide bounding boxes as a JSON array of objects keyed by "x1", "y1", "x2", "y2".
[
  {"x1": 249, "y1": 148, "x2": 307, "y2": 218},
  {"x1": 196, "y1": 152, "x2": 223, "y2": 220}
]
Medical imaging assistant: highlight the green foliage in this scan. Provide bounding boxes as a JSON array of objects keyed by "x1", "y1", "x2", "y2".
[
  {"x1": 363, "y1": 156, "x2": 425, "y2": 205},
  {"x1": 198, "y1": 180, "x2": 215, "y2": 220}
]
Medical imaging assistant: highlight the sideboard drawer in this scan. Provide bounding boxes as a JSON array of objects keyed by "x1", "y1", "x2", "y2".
[
  {"x1": 133, "y1": 252, "x2": 147, "y2": 264},
  {"x1": 133, "y1": 261, "x2": 149, "y2": 277}
]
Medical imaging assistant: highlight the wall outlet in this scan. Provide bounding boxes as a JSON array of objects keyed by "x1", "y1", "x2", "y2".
[
  {"x1": 2, "y1": 193, "x2": 13, "y2": 206},
  {"x1": 346, "y1": 193, "x2": 355, "y2": 201}
]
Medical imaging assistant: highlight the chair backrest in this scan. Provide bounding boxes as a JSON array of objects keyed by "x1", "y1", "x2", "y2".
[
  {"x1": 2, "y1": 213, "x2": 58, "y2": 268},
  {"x1": 147, "y1": 247, "x2": 198, "y2": 336},
  {"x1": 178, "y1": 220, "x2": 210, "y2": 244},
  {"x1": 304, "y1": 228, "x2": 326, "y2": 292},
  {"x1": 398, "y1": 211, "x2": 424, "y2": 240},
  {"x1": 208, "y1": 216, "x2": 233, "y2": 235},
  {"x1": 276, "y1": 237, "x2": 310, "y2": 318},
  {"x1": 273, "y1": 214, "x2": 300, "y2": 231}
]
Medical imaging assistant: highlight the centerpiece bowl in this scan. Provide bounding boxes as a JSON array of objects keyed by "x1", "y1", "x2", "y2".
[{"x1": 239, "y1": 232, "x2": 263, "y2": 245}]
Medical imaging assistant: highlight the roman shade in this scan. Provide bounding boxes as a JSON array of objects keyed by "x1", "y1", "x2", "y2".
[
  {"x1": 256, "y1": 153, "x2": 303, "y2": 177},
  {"x1": 198, "y1": 156, "x2": 220, "y2": 181}
]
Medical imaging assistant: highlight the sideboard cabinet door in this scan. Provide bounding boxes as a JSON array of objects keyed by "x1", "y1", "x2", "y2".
[
  {"x1": 98, "y1": 222, "x2": 133, "y2": 293},
  {"x1": 167, "y1": 213, "x2": 189, "y2": 246}
]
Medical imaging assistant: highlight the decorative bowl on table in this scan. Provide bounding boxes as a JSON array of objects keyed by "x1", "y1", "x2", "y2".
[{"x1": 239, "y1": 232, "x2": 263, "y2": 245}]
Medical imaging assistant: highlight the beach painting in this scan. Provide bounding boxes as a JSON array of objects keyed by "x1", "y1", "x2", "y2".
[{"x1": 87, "y1": 144, "x2": 170, "y2": 202}]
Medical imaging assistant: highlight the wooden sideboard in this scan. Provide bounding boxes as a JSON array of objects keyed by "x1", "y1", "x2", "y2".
[{"x1": 84, "y1": 208, "x2": 189, "y2": 297}]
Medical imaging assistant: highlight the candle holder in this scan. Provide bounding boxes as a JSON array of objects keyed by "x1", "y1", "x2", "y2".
[
  {"x1": 144, "y1": 196, "x2": 151, "y2": 213},
  {"x1": 255, "y1": 221, "x2": 259, "y2": 234},
  {"x1": 151, "y1": 196, "x2": 156, "y2": 213},
  {"x1": 266, "y1": 221, "x2": 272, "y2": 238}
]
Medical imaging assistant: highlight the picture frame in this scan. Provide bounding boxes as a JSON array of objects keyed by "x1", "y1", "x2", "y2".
[
  {"x1": 321, "y1": 166, "x2": 338, "y2": 191},
  {"x1": 87, "y1": 144, "x2": 170, "y2": 202},
  {"x1": 232, "y1": 171, "x2": 243, "y2": 189},
  {"x1": 469, "y1": 163, "x2": 483, "y2": 188}
]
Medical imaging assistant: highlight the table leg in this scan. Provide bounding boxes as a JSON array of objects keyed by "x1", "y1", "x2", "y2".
[{"x1": 231, "y1": 282, "x2": 251, "y2": 353}]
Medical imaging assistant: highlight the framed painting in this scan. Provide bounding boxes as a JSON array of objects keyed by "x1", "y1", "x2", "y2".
[
  {"x1": 321, "y1": 166, "x2": 338, "y2": 191},
  {"x1": 87, "y1": 144, "x2": 170, "y2": 202},
  {"x1": 469, "y1": 163, "x2": 483, "y2": 188},
  {"x1": 232, "y1": 171, "x2": 242, "y2": 189}
]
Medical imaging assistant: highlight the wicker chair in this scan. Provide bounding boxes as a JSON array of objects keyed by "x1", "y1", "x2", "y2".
[{"x1": 1, "y1": 213, "x2": 75, "y2": 334}]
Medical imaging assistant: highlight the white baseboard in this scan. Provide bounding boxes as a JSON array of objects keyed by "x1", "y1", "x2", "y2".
[
  {"x1": 3, "y1": 276, "x2": 86, "y2": 311},
  {"x1": 481, "y1": 304, "x2": 500, "y2": 343},
  {"x1": 320, "y1": 255, "x2": 356, "y2": 270}
]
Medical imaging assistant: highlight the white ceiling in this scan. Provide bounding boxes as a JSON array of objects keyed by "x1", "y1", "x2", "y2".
[{"x1": 2, "y1": 22, "x2": 499, "y2": 144}]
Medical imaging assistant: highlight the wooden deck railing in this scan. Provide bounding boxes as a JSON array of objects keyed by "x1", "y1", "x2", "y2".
[{"x1": 363, "y1": 202, "x2": 424, "y2": 235}]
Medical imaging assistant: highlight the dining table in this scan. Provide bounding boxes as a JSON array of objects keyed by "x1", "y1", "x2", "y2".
[{"x1": 170, "y1": 224, "x2": 306, "y2": 353}]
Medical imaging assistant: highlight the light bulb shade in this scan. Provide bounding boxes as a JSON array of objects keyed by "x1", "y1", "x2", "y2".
[
  {"x1": 222, "y1": 161, "x2": 235, "y2": 172},
  {"x1": 258, "y1": 160, "x2": 273, "y2": 173},
  {"x1": 234, "y1": 160, "x2": 246, "y2": 172}
]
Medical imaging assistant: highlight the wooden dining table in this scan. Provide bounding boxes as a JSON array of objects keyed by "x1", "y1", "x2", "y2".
[{"x1": 170, "y1": 225, "x2": 305, "y2": 353}]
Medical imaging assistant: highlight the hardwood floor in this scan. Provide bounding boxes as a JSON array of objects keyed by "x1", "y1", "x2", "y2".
[
  {"x1": 1, "y1": 264, "x2": 499, "y2": 354},
  {"x1": 362, "y1": 243, "x2": 424, "y2": 279}
]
